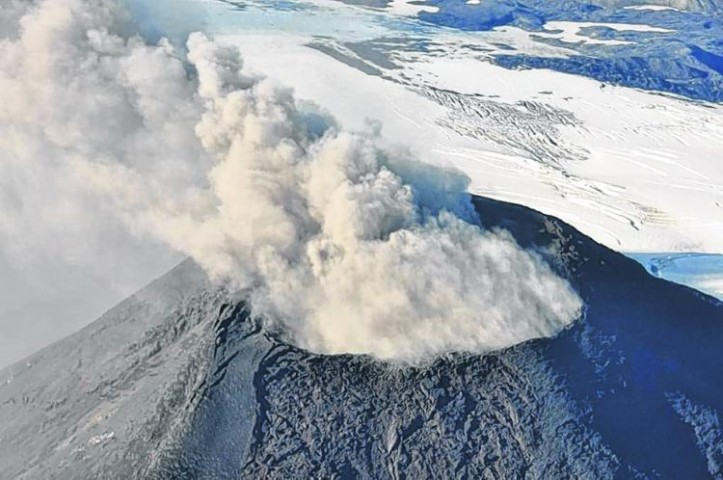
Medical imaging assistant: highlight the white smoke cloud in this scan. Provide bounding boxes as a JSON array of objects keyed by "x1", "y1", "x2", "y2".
[
  {"x1": 0, "y1": 0, "x2": 583, "y2": 363},
  {"x1": 0, "y1": 0, "x2": 202, "y2": 275}
]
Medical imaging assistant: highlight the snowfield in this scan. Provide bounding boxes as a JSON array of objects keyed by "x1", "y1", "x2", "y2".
[
  {"x1": 192, "y1": 0, "x2": 723, "y2": 299},
  {"x1": 177, "y1": 0, "x2": 723, "y2": 258},
  {"x1": 211, "y1": 27, "x2": 723, "y2": 254}
]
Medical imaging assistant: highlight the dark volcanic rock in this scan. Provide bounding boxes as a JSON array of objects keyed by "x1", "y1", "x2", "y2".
[{"x1": 1, "y1": 196, "x2": 721, "y2": 479}]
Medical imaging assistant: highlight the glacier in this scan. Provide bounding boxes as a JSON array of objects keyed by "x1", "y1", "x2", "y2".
[
  {"x1": 630, "y1": 253, "x2": 723, "y2": 300},
  {"x1": 197, "y1": 0, "x2": 723, "y2": 258},
  {"x1": 199, "y1": 1, "x2": 723, "y2": 326}
]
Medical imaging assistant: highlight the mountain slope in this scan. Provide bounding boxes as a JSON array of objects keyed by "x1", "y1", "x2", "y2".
[
  {"x1": 0, "y1": 261, "x2": 224, "y2": 479},
  {"x1": 1, "y1": 196, "x2": 721, "y2": 479}
]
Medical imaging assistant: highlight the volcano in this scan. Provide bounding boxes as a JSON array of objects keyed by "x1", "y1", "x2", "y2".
[{"x1": 0, "y1": 196, "x2": 721, "y2": 479}]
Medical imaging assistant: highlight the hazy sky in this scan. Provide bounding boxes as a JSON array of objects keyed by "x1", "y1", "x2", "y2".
[
  {"x1": 0, "y1": 240, "x2": 179, "y2": 368},
  {"x1": 0, "y1": 0, "x2": 197, "y2": 368}
]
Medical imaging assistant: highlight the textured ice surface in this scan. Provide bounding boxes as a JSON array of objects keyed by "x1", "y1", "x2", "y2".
[
  {"x1": 1, "y1": 196, "x2": 720, "y2": 479},
  {"x1": 629, "y1": 253, "x2": 723, "y2": 300},
  {"x1": 203, "y1": 1, "x2": 723, "y2": 260}
]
